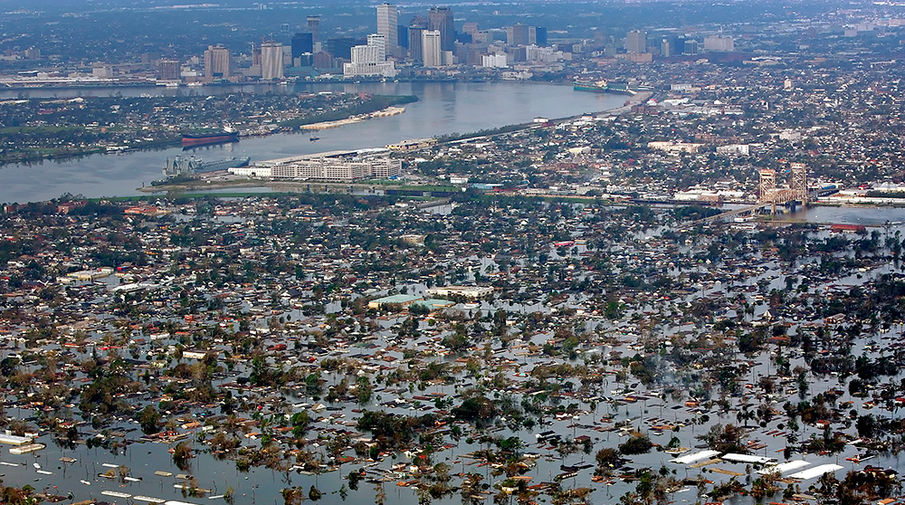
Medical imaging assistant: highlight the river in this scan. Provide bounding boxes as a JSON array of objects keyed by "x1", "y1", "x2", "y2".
[{"x1": 0, "y1": 81, "x2": 626, "y2": 204}]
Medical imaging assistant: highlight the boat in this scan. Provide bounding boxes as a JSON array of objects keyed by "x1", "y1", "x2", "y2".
[
  {"x1": 161, "y1": 155, "x2": 250, "y2": 179},
  {"x1": 310, "y1": 137, "x2": 320, "y2": 142},
  {"x1": 181, "y1": 129, "x2": 239, "y2": 147},
  {"x1": 573, "y1": 79, "x2": 636, "y2": 95}
]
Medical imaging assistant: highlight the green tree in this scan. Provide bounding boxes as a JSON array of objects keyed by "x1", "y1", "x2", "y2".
[{"x1": 138, "y1": 405, "x2": 162, "y2": 435}]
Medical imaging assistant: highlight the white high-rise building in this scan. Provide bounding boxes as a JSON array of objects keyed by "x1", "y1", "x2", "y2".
[
  {"x1": 366, "y1": 34, "x2": 387, "y2": 61},
  {"x1": 261, "y1": 41, "x2": 284, "y2": 80},
  {"x1": 376, "y1": 3, "x2": 399, "y2": 58},
  {"x1": 703, "y1": 35, "x2": 734, "y2": 52},
  {"x1": 344, "y1": 34, "x2": 397, "y2": 77},
  {"x1": 625, "y1": 30, "x2": 647, "y2": 54},
  {"x1": 422, "y1": 30, "x2": 442, "y2": 67}
]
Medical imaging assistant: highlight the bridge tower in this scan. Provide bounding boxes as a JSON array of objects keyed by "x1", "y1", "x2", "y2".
[
  {"x1": 759, "y1": 168, "x2": 777, "y2": 214},
  {"x1": 790, "y1": 162, "x2": 807, "y2": 206}
]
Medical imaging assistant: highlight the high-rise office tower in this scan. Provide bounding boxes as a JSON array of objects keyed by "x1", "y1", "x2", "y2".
[
  {"x1": 307, "y1": 16, "x2": 321, "y2": 43},
  {"x1": 409, "y1": 27, "x2": 425, "y2": 62},
  {"x1": 428, "y1": 7, "x2": 454, "y2": 51},
  {"x1": 376, "y1": 3, "x2": 399, "y2": 57},
  {"x1": 397, "y1": 25, "x2": 409, "y2": 49},
  {"x1": 291, "y1": 32, "x2": 314, "y2": 61},
  {"x1": 158, "y1": 59, "x2": 180, "y2": 81},
  {"x1": 326, "y1": 37, "x2": 356, "y2": 59},
  {"x1": 625, "y1": 30, "x2": 647, "y2": 54},
  {"x1": 261, "y1": 41, "x2": 284, "y2": 80},
  {"x1": 203, "y1": 45, "x2": 230, "y2": 80},
  {"x1": 408, "y1": 17, "x2": 428, "y2": 62},
  {"x1": 534, "y1": 27, "x2": 548, "y2": 46},
  {"x1": 683, "y1": 39, "x2": 699, "y2": 56},
  {"x1": 660, "y1": 37, "x2": 672, "y2": 57},
  {"x1": 422, "y1": 30, "x2": 442, "y2": 67},
  {"x1": 251, "y1": 42, "x2": 261, "y2": 67},
  {"x1": 507, "y1": 24, "x2": 530, "y2": 46}
]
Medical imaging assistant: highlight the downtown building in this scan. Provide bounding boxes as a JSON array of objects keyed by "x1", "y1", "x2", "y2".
[
  {"x1": 703, "y1": 35, "x2": 735, "y2": 52},
  {"x1": 428, "y1": 7, "x2": 454, "y2": 52},
  {"x1": 291, "y1": 32, "x2": 314, "y2": 66},
  {"x1": 344, "y1": 34, "x2": 397, "y2": 77},
  {"x1": 203, "y1": 45, "x2": 230, "y2": 80},
  {"x1": 625, "y1": 30, "x2": 647, "y2": 54},
  {"x1": 377, "y1": 3, "x2": 400, "y2": 58},
  {"x1": 261, "y1": 41, "x2": 284, "y2": 80},
  {"x1": 408, "y1": 17, "x2": 428, "y2": 63},
  {"x1": 158, "y1": 59, "x2": 181, "y2": 81},
  {"x1": 422, "y1": 30, "x2": 449, "y2": 67}
]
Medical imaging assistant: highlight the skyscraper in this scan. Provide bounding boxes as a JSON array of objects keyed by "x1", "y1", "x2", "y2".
[
  {"x1": 307, "y1": 16, "x2": 321, "y2": 44},
  {"x1": 683, "y1": 39, "x2": 699, "y2": 56},
  {"x1": 408, "y1": 27, "x2": 424, "y2": 62},
  {"x1": 158, "y1": 59, "x2": 180, "y2": 81},
  {"x1": 376, "y1": 3, "x2": 399, "y2": 58},
  {"x1": 326, "y1": 37, "x2": 356, "y2": 59},
  {"x1": 625, "y1": 30, "x2": 647, "y2": 54},
  {"x1": 428, "y1": 7, "x2": 454, "y2": 52},
  {"x1": 261, "y1": 41, "x2": 284, "y2": 80},
  {"x1": 203, "y1": 45, "x2": 230, "y2": 80},
  {"x1": 408, "y1": 17, "x2": 428, "y2": 63},
  {"x1": 397, "y1": 25, "x2": 409, "y2": 49},
  {"x1": 534, "y1": 27, "x2": 548, "y2": 46},
  {"x1": 703, "y1": 35, "x2": 734, "y2": 52},
  {"x1": 291, "y1": 32, "x2": 314, "y2": 61},
  {"x1": 422, "y1": 30, "x2": 442, "y2": 67},
  {"x1": 660, "y1": 37, "x2": 672, "y2": 58},
  {"x1": 507, "y1": 24, "x2": 530, "y2": 46}
]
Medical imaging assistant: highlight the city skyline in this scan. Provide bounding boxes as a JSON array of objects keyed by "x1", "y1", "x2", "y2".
[{"x1": 2, "y1": 2, "x2": 905, "y2": 505}]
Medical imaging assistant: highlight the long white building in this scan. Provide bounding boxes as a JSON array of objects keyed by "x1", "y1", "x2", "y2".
[{"x1": 230, "y1": 153, "x2": 401, "y2": 182}]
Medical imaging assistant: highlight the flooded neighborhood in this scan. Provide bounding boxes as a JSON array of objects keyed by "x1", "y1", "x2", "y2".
[
  {"x1": 0, "y1": 194, "x2": 904, "y2": 505},
  {"x1": 4, "y1": 0, "x2": 905, "y2": 504}
]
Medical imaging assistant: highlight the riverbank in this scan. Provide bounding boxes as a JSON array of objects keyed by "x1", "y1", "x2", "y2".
[
  {"x1": 277, "y1": 94, "x2": 417, "y2": 130},
  {"x1": 297, "y1": 105, "x2": 406, "y2": 131},
  {"x1": 0, "y1": 94, "x2": 417, "y2": 168},
  {"x1": 138, "y1": 92, "x2": 652, "y2": 195},
  {"x1": 143, "y1": 90, "x2": 652, "y2": 195},
  {"x1": 0, "y1": 130, "x2": 179, "y2": 166},
  {"x1": 0, "y1": 82, "x2": 627, "y2": 203}
]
